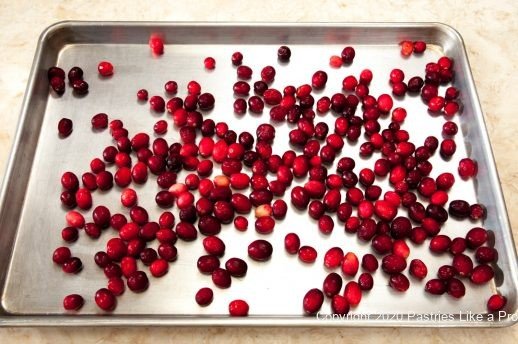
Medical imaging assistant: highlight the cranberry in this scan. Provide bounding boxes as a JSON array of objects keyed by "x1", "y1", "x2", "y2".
[
  {"x1": 193, "y1": 287, "x2": 214, "y2": 307},
  {"x1": 204, "y1": 57, "x2": 216, "y2": 69},
  {"x1": 381, "y1": 254, "x2": 407, "y2": 274},
  {"x1": 229, "y1": 300, "x2": 249, "y2": 316},
  {"x1": 72, "y1": 79, "x2": 89, "y2": 94},
  {"x1": 440, "y1": 139, "x2": 456, "y2": 158},
  {"x1": 231, "y1": 51, "x2": 243, "y2": 65},
  {"x1": 341, "y1": 46, "x2": 355, "y2": 63},
  {"x1": 63, "y1": 294, "x2": 84, "y2": 311},
  {"x1": 329, "y1": 55, "x2": 342, "y2": 68},
  {"x1": 68, "y1": 66, "x2": 83, "y2": 83},
  {"x1": 298, "y1": 246, "x2": 317, "y2": 263},
  {"x1": 465, "y1": 227, "x2": 488, "y2": 248},
  {"x1": 303, "y1": 288, "x2": 324, "y2": 314},
  {"x1": 225, "y1": 257, "x2": 248, "y2": 277},
  {"x1": 95, "y1": 288, "x2": 116, "y2": 311},
  {"x1": 389, "y1": 273, "x2": 410, "y2": 292},
  {"x1": 458, "y1": 158, "x2": 478, "y2": 179},
  {"x1": 62, "y1": 257, "x2": 83, "y2": 273},
  {"x1": 400, "y1": 40, "x2": 413, "y2": 56},
  {"x1": 425, "y1": 279, "x2": 446, "y2": 295},
  {"x1": 127, "y1": 271, "x2": 149, "y2": 292},
  {"x1": 97, "y1": 61, "x2": 113, "y2": 76},
  {"x1": 248, "y1": 239, "x2": 273, "y2": 261},
  {"x1": 277, "y1": 45, "x2": 292, "y2": 62},
  {"x1": 344, "y1": 281, "x2": 362, "y2": 306},
  {"x1": 409, "y1": 259, "x2": 428, "y2": 279},
  {"x1": 198, "y1": 93, "x2": 215, "y2": 111},
  {"x1": 449, "y1": 200, "x2": 470, "y2": 218},
  {"x1": 487, "y1": 294, "x2": 507, "y2": 313},
  {"x1": 471, "y1": 265, "x2": 494, "y2": 284},
  {"x1": 341, "y1": 252, "x2": 359, "y2": 277},
  {"x1": 149, "y1": 34, "x2": 164, "y2": 54},
  {"x1": 58, "y1": 118, "x2": 73, "y2": 137},
  {"x1": 211, "y1": 267, "x2": 231, "y2": 289},
  {"x1": 137, "y1": 89, "x2": 148, "y2": 101}
]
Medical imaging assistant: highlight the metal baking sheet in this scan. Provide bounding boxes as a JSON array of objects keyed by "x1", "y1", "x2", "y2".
[{"x1": 0, "y1": 22, "x2": 516, "y2": 327}]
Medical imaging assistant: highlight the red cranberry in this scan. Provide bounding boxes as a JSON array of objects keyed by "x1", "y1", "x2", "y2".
[
  {"x1": 204, "y1": 57, "x2": 216, "y2": 69},
  {"x1": 126, "y1": 271, "x2": 149, "y2": 292},
  {"x1": 198, "y1": 93, "x2": 215, "y2": 111},
  {"x1": 248, "y1": 239, "x2": 273, "y2": 261},
  {"x1": 231, "y1": 51, "x2": 243, "y2": 65},
  {"x1": 425, "y1": 279, "x2": 446, "y2": 295},
  {"x1": 63, "y1": 294, "x2": 84, "y2": 311},
  {"x1": 149, "y1": 34, "x2": 164, "y2": 54},
  {"x1": 58, "y1": 118, "x2": 73, "y2": 137},
  {"x1": 211, "y1": 268, "x2": 231, "y2": 288},
  {"x1": 225, "y1": 257, "x2": 248, "y2": 277},
  {"x1": 149, "y1": 95, "x2": 165, "y2": 112},
  {"x1": 197, "y1": 255, "x2": 220, "y2": 274},
  {"x1": 303, "y1": 288, "x2": 324, "y2": 314},
  {"x1": 95, "y1": 288, "x2": 116, "y2": 311},
  {"x1": 458, "y1": 158, "x2": 478, "y2": 179},
  {"x1": 381, "y1": 254, "x2": 407, "y2": 274},
  {"x1": 487, "y1": 294, "x2": 507, "y2": 313},
  {"x1": 341, "y1": 46, "x2": 355, "y2": 63},
  {"x1": 195, "y1": 287, "x2": 214, "y2": 306},
  {"x1": 465, "y1": 227, "x2": 488, "y2": 249},
  {"x1": 470, "y1": 264, "x2": 494, "y2": 284},
  {"x1": 389, "y1": 273, "x2": 410, "y2": 292},
  {"x1": 409, "y1": 259, "x2": 428, "y2": 279},
  {"x1": 440, "y1": 139, "x2": 456, "y2": 158},
  {"x1": 229, "y1": 300, "x2": 249, "y2": 316},
  {"x1": 400, "y1": 40, "x2": 413, "y2": 56},
  {"x1": 341, "y1": 252, "x2": 359, "y2": 277},
  {"x1": 67, "y1": 66, "x2": 83, "y2": 83},
  {"x1": 62, "y1": 257, "x2": 83, "y2": 273},
  {"x1": 137, "y1": 89, "x2": 148, "y2": 101},
  {"x1": 298, "y1": 246, "x2": 317, "y2": 264},
  {"x1": 344, "y1": 281, "x2": 362, "y2": 306},
  {"x1": 323, "y1": 272, "x2": 343, "y2": 297},
  {"x1": 97, "y1": 61, "x2": 113, "y2": 76}
]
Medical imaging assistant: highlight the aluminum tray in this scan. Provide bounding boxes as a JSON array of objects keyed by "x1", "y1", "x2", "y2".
[{"x1": 0, "y1": 22, "x2": 516, "y2": 327}]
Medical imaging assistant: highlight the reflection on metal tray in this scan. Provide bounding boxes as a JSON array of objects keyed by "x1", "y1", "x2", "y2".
[{"x1": 0, "y1": 22, "x2": 516, "y2": 327}]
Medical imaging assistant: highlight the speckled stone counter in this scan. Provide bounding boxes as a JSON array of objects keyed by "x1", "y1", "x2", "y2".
[{"x1": 0, "y1": 0, "x2": 516, "y2": 342}]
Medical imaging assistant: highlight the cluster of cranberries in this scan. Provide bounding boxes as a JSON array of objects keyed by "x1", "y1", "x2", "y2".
[
  {"x1": 48, "y1": 66, "x2": 89, "y2": 96},
  {"x1": 51, "y1": 35, "x2": 506, "y2": 317}
]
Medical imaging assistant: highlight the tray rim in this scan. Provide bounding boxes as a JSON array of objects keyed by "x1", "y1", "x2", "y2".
[{"x1": 0, "y1": 20, "x2": 516, "y2": 327}]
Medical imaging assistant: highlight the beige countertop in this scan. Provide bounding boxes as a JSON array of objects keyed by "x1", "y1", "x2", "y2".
[{"x1": 0, "y1": 0, "x2": 516, "y2": 342}]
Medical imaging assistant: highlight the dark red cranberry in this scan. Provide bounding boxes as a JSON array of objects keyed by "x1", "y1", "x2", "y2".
[
  {"x1": 277, "y1": 45, "x2": 291, "y2": 61},
  {"x1": 58, "y1": 118, "x2": 73, "y2": 137},
  {"x1": 341, "y1": 46, "x2": 355, "y2": 64}
]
